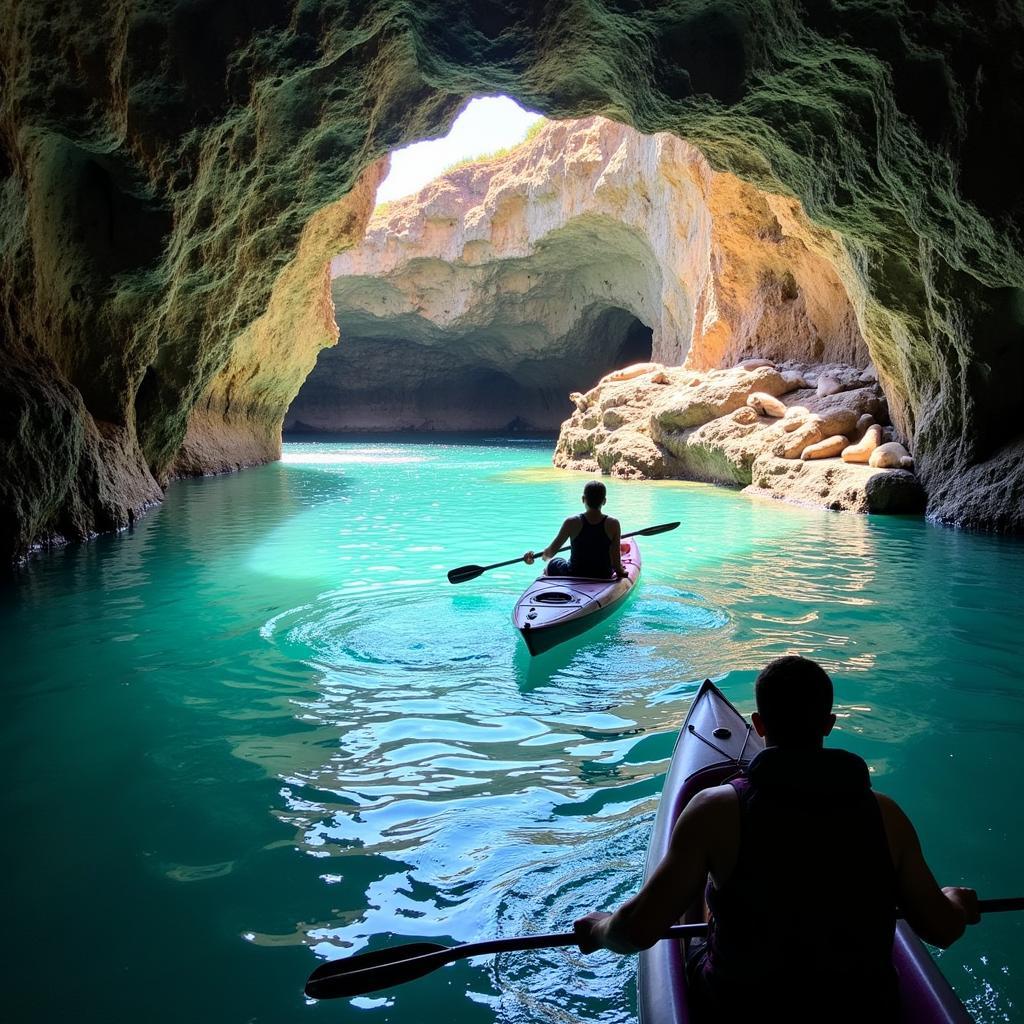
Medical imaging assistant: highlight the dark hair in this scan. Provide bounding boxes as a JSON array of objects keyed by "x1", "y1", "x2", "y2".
[
  {"x1": 583, "y1": 480, "x2": 607, "y2": 508},
  {"x1": 755, "y1": 655, "x2": 833, "y2": 745}
]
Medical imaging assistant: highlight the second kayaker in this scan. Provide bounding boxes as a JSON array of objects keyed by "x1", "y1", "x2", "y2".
[
  {"x1": 573, "y1": 655, "x2": 981, "y2": 1021},
  {"x1": 524, "y1": 480, "x2": 627, "y2": 579}
]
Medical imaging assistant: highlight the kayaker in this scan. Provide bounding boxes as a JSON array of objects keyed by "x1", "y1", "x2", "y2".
[
  {"x1": 573, "y1": 655, "x2": 981, "y2": 1021},
  {"x1": 523, "y1": 480, "x2": 626, "y2": 579}
]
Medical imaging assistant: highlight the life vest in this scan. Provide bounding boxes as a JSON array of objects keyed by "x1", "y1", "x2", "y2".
[
  {"x1": 696, "y1": 747, "x2": 899, "y2": 1022},
  {"x1": 569, "y1": 513, "x2": 612, "y2": 578}
]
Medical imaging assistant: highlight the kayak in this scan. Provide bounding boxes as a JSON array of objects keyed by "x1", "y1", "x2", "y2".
[
  {"x1": 512, "y1": 538, "x2": 641, "y2": 656},
  {"x1": 637, "y1": 679, "x2": 973, "y2": 1024}
]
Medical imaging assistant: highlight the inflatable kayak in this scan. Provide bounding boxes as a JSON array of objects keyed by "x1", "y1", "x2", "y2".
[
  {"x1": 512, "y1": 538, "x2": 641, "y2": 656},
  {"x1": 637, "y1": 679, "x2": 973, "y2": 1024}
]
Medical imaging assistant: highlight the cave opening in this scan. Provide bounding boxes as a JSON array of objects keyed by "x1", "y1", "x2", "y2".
[
  {"x1": 282, "y1": 95, "x2": 871, "y2": 443},
  {"x1": 284, "y1": 304, "x2": 654, "y2": 434}
]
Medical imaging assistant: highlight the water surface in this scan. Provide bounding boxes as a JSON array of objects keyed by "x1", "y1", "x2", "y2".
[{"x1": 2, "y1": 437, "x2": 1021, "y2": 1023}]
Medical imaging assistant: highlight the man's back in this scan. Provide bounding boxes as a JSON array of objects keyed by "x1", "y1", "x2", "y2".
[
  {"x1": 693, "y1": 747, "x2": 898, "y2": 1018},
  {"x1": 574, "y1": 656, "x2": 979, "y2": 1021}
]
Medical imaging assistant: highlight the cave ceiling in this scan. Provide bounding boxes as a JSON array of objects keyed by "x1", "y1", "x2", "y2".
[{"x1": 2, "y1": 1, "x2": 1023, "y2": 560}]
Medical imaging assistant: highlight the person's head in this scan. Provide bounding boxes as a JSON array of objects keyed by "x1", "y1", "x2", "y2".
[
  {"x1": 582, "y1": 480, "x2": 607, "y2": 510},
  {"x1": 751, "y1": 655, "x2": 836, "y2": 749}
]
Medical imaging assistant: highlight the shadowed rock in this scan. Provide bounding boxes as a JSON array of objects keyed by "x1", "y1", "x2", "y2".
[{"x1": 2, "y1": 1, "x2": 1023, "y2": 558}]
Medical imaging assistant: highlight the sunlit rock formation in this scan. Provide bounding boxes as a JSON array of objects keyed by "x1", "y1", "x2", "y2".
[
  {"x1": 555, "y1": 359, "x2": 926, "y2": 515},
  {"x1": 2, "y1": 2, "x2": 1023, "y2": 559},
  {"x1": 288, "y1": 117, "x2": 864, "y2": 432}
]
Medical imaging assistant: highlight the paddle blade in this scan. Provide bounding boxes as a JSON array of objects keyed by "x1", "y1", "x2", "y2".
[
  {"x1": 631, "y1": 521, "x2": 680, "y2": 537},
  {"x1": 447, "y1": 565, "x2": 484, "y2": 585},
  {"x1": 305, "y1": 942, "x2": 449, "y2": 999}
]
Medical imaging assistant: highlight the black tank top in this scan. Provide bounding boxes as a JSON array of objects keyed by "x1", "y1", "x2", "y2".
[
  {"x1": 569, "y1": 514, "x2": 612, "y2": 578},
  {"x1": 702, "y1": 747, "x2": 898, "y2": 1020}
]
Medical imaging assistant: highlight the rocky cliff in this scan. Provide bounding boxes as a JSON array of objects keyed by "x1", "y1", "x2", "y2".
[
  {"x1": 3, "y1": 2, "x2": 1023, "y2": 560},
  {"x1": 288, "y1": 117, "x2": 865, "y2": 432}
]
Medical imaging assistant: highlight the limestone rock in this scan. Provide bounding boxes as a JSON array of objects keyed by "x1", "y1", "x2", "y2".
[
  {"x1": 864, "y1": 470, "x2": 927, "y2": 515},
  {"x1": 816, "y1": 376, "x2": 843, "y2": 398},
  {"x1": 596, "y1": 430, "x2": 670, "y2": 479},
  {"x1": 5, "y1": 1, "x2": 1024, "y2": 556},
  {"x1": 801, "y1": 435, "x2": 849, "y2": 460},
  {"x1": 294, "y1": 117, "x2": 865, "y2": 432},
  {"x1": 770, "y1": 420, "x2": 823, "y2": 459},
  {"x1": 746, "y1": 392, "x2": 787, "y2": 417},
  {"x1": 855, "y1": 414, "x2": 876, "y2": 436},
  {"x1": 651, "y1": 366, "x2": 788, "y2": 430},
  {"x1": 600, "y1": 362, "x2": 664, "y2": 384},
  {"x1": 747, "y1": 457, "x2": 925, "y2": 516},
  {"x1": 869, "y1": 442, "x2": 913, "y2": 470},
  {"x1": 842, "y1": 424, "x2": 884, "y2": 463}
]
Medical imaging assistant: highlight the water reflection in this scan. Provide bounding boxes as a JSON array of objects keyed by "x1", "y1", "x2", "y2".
[{"x1": 2, "y1": 438, "x2": 1022, "y2": 1024}]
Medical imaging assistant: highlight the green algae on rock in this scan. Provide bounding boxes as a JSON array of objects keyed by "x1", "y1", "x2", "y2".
[{"x1": 2, "y1": 1, "x2": 1023, "y2": 559}]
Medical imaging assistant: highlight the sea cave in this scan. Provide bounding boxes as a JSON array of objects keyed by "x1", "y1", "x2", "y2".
[{"x1": 2, "y1": 4, "x2": 1023, "y2": 1023}]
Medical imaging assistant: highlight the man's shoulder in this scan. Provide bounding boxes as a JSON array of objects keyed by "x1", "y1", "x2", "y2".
[
  {"x1": 685, "y1": 784, "x2": 739, "y2": 818},
  {"x1": 672, "y1": 785, "x2": 740, "y2": 853}
]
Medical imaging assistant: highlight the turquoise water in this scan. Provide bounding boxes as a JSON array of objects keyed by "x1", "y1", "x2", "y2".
[{"x1": 3, "y1": 436, "x2": 1022, "y2": 1023}]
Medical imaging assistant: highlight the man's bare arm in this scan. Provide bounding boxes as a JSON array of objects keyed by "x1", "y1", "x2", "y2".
[
  {"x1": 606, "y1": 516, "x2": 626, "y2": 576},
  {"x1": 524, "y1": 518, "x2": 576, "y2": 564},
  {"x1": 876, "y1": 793, "x2": 979, "y2": 948},
  {"x1": 575, "y1": 787, "x2": 734, "y2": 953}
]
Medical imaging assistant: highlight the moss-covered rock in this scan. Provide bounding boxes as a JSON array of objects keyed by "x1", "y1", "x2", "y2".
[{"x1": 2, "y1": 0, "x2": 1023, "y2": 558}]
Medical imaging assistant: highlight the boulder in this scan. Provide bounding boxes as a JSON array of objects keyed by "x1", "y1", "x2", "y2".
[
  {"x1": 864, "y1": 470, "x2": 927, "y2": 514},
  {"x1": 801, "y1": 434, "x2": 849, "y2": 460},
  {"x1": 869, "y1": 441, "x2": 913, "y2": 470},
  {"x1": 747, "y1": 391, "x2": 788, "y2": 417},
  {"x1": 842, "y1": 424, "x2": 883, "y2": 463},
  {"x1": 651, "y1": 366, "x2": 789, "y2": 430}
]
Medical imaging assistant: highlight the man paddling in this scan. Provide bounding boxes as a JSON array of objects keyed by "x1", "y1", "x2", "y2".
[
  {"x1": 574, "y1": 656, "x2": 980, "y2": 1021},
  {"x1": 524, "y1": 480, "x2": 626, "y2": 579}
]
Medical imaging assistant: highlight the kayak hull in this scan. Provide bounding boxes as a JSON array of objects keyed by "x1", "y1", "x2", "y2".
[
  {"x1": 637, "y1": 680, "x2": 972, "y2": 1024},
  {"x1": 512, "y1": 538, "x2": 641, "y2": 656}
]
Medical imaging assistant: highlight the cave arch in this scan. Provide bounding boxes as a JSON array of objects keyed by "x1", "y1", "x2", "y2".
[{"x1": 3, "y1": 2, "x2": 1024, "y2": 558}]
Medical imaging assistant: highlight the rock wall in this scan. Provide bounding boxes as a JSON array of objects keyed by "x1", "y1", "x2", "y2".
[
  {"x1": 288, "y1": 116, "x2": 865, "y2": 433},
  {"x1": 3, "y1": 1, "x2": 1023, "y2": 559}
]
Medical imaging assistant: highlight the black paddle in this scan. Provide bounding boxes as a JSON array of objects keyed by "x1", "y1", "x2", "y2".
[
  {"x1": 446, "y1": 521, "x2": 681, "y2": 585},
  {"x1": 305, "y1": 897, "x2": 1024, "y2": 1000},
  {"x1": 304, "y1": 922, "x2": 706, "y2": 999}
]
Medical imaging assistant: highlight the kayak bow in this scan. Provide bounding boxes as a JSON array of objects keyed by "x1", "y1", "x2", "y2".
[{"x1": 512, "y1": 537, "x2": 641, "y2": 655}]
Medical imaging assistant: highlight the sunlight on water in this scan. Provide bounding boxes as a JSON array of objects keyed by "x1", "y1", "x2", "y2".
[{"x1": 2, "y1": 436, "x2": 1022, "y2": 1024}]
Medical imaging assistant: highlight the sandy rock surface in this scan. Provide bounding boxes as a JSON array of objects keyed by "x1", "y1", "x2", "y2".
[{"x1": 555, "y1": 359, "x2": 923, "y2": 515}]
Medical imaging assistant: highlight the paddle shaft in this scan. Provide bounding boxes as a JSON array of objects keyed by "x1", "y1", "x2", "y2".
[
  {"x1": 306, "y1": 897, "x2": 1023, "y2": 999},
  {"x1": 350, "y1": 897, "x2": 1021, "y2": 962},
  {"x1": 447, "y1": 521, "x2": 680, "y2": 583},
  {"x1": 414, "y1": 920, "x2": 705, "y2": 961}
]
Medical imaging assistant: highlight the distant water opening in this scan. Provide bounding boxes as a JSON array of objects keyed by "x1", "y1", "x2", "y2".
[{"x1": 284, "y1": 307, "x2": 654, "y2": 435}]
